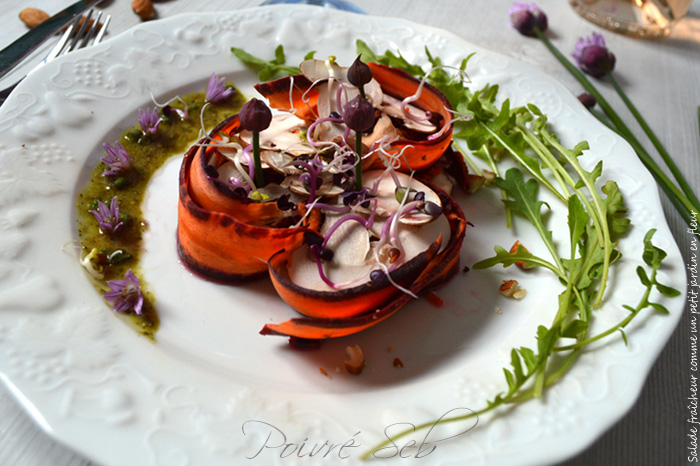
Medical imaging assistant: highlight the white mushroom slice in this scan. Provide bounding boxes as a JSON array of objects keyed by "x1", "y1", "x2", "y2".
[
  {"x1": 260, "y1": 150, "x2": 300, "y2": 176},
  {"x1": 370, "y1": 212, "x2": 451, "y2": 256},
  {"x1": 300, "y1": 59, "x2": 383, "y2": 119},
  {"x1": 216, "y1": 161, "x2": 248, "y2": 185},
  {"x1": 287, "y1": 244, "x2": 375, "y2": 292},
  {"x1": 280, "y1": 173, "x2": 344, "y2": 198},
  {"x1": 362, "y1": 170, "x2": 442, "y2": 225},
  {"x1": 380, "y1": 94, "x2": 436, "y2": 133},
  {"x1": 300, "y1": 59, "x2": 348, "y2": 83},
  {"x1": 363, "y1": 113, "x2": 399, "y2": 149},
  {"x1": 241, "y1": 113, "x2": 316, "y2": 156},
  {"x1": 321, "y1": 212, "x2": 371, "y2": 267}
]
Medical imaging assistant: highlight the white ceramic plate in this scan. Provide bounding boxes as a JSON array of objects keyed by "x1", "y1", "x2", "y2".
[{"x1": 0, "y1": 5, "x2": 686, "y2": 466}]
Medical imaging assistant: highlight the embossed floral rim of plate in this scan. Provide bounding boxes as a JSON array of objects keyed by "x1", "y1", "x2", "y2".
[{"x1": 0, "y1": 5, "x2": 686, "y2": 466}]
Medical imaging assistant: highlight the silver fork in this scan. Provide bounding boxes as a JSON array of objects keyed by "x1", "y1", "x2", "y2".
[{"x1": 0, "y1": 9, "x2": 110, "y2": 106}]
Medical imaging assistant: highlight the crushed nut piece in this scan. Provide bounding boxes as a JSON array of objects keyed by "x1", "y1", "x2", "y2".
[
  {"x1": 482, "y1": 169, "x2": 496, "y2": 183},
  {"x1": 19, "y1": 8, "x2": 49, "y2": 29},
  {"x1": 509, "y1": 240, "x2": 533, "y2": 269},
  {"x1": 466, "y1": 174, "x2": 485, "y2": 194},
  {"x1": 344, "y1": 345, "x2": 365, "y2": 375},
  {"x1": 425, "y1": 291, "x2": 444, "y2": 307},
  {"x1": 393, "y1": 357, "x2": 404, "y2": 368},
  {"x1": 499, "y1": 279, "x2": 527, "y2": 300}
]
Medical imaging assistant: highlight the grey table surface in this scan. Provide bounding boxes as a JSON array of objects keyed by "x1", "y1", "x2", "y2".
[{"x1": 0, "y1": 0, "x2": 698, "y2": 464}]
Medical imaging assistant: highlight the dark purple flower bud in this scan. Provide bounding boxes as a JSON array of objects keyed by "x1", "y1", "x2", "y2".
[
  {"x1": 509, "y1": 2, "x2": 548, "y2": 36},
  {"x1": 347, "y1": 55, "x2": 373, "y2": 88},
  {"x1": 239, "y1": 98, "x2": 272, "y2": 132},
  {"x1": 572, "y1": 33, "x2": 616, "y2": 78},
  {"x1": 578, "y1": 93, "x2": 597, "y2": 109},
  {"x1": 343, "y1": 96, "x2": 375, "y2": 133}
]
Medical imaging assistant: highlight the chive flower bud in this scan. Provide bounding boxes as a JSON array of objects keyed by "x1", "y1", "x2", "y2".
[
  {"x1": 572, "y1": 33, "x2": 616, "y2": 78},
  {"x1": 343, "y1": 96, "x2": 375, "y2": 133},
  {"x1": 578, "y1": 92, "x2": 597, "y2": 109},
  {"x1": 508, "y1": 2, "x2": 548, "y2": 36},
  {"x1": 239, "y1": 98, "x2": 272, "y2": 132},
  {"x1": 347, "y1": 55, "x2": 373, "y2": 89}
]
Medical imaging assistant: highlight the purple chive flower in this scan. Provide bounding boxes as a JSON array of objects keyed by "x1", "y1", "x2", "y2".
[
  {"x1": 100, "y1": 142, "x2": 131, "y2": 176},
  {"x1": 509, "y1": 2, "x2": 548, "y2": 36},
  {"x1": 103, "y1": 269, "x2": 144, "y2": 315},
  {"x1": 89, "y1": 196, "x2": 124, "y2": 234},
  {"x1": 206, "y1": 73, "x2": 235, "y2": 103},
  {"x1": 139, "y1": 107, "x2": 162, "y2": 135},
  {"x1": 572, "y1": 32, "x2": 616, "y2": 78}
]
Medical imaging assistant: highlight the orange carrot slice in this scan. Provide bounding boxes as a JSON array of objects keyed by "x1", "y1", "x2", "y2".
[
  {"x1": 177, "y1": 118, "x2": 321, "y2": 282},
  {"x1": 267, "y1": 238, "x2": 441, "y2": 319},
  {"x1": 260, "y1": 184, "x2": 467, "y2": 339},
  {"x1": 254, "y1": 62, "x2": 453, "y2": 173}
]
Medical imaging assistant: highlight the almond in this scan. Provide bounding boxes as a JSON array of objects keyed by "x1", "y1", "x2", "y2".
[
  {"x1": 132, "y1": 0, "x2": 155, "y2": 20},
  {"x1": 19, "y1": 8, "x2": 49, "y2": 29}
]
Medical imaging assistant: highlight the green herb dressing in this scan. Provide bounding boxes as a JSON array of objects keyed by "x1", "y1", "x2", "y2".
[{"x1": 76, "y1": 88, "x2": 245, "y2": 340}]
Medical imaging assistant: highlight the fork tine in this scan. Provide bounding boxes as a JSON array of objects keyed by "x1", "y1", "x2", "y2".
[
  {"x1": 93, "y1": 15, "x2": 110, "y2": 45},
  {"x1": 44, "y1": 15, "x2": 81, "y2": 63},
  {"x1": 65, "y1": 9, "x2": 94, "y2": 54},
  {"x1": 78, "y1": 11, "x2": 102, "y2": 49}
]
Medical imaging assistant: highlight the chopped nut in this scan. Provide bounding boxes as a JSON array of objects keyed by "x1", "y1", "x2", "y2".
[
  {"x1": 512, "y1": 289, "x2": 528, "y2": 300},
  {"x1": 132, "y1": 0, "x2": 156, "y2": 20},
  {"x1": 482, "y1": 169, "x2": 496, "y2": 183},
  {"x1": 19, "y1": 8, "x2": 49, "y2": 29},
  {"x1": 466, "y1": 174, "x2": 485, "y2": 194},
  {"x1": 425, "y1": 291, "x2": 444, "y2": 307},
  {"x1": 509, "y1": 240, "x2": 533, "y2": 269},
  {"x1": 499, "y1": 279, "x2": 525, "y2": 298},
  {"x1": 393, "y1": 357, "x2": 404, "y2": 368},
  {"x1": 344, "y1": 345, "x2": 365, "y2": 375}
]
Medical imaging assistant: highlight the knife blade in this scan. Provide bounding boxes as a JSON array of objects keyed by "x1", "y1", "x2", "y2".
[{"x1": 0, "y1": 0, "x2": 101, "y2": 80}]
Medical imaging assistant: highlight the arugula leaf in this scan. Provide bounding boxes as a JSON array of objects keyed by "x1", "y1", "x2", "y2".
[
  {"x1": 231, "y1": 45, "x2": 303, "y2": 81},
  {"x1": 355, "y1": 39, "x2": 425, "y2": 76}
]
